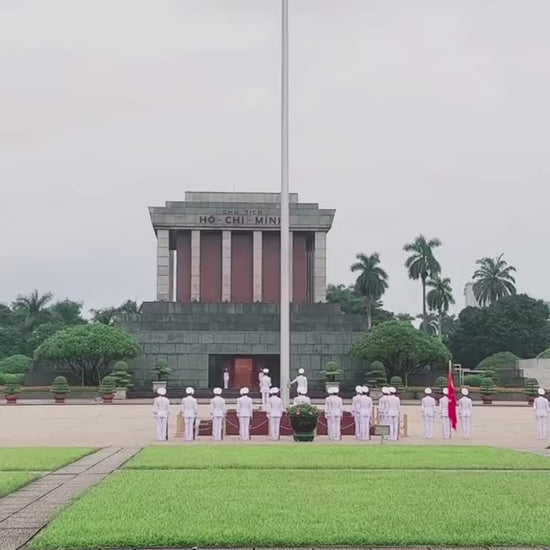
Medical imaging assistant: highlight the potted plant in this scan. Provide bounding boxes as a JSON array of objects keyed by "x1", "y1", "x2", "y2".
[
  {"x1": 4, "y1": 374, "x2": 20, "y2": 404},
  {"x1": 287, "y1": 404, "x2": 320, "y2": 442},
  {"x1": 100, "y1": 375, "x2": 117, "y2": 404},
  {"x1": 524, "y1": 378, "x2": 539, "y2": 405},
  {"x1": 389, "y1": 375, "x2": 405, "y2": 393},
  {"x1": 152, "y1": 359, "x2": 171, "y2": 393},
  {"x1": 50, "y1": 376, "x2": 70, "y2": 404},
  {"x1": 322, "y1": 361, "x2": 343, "y2": 392},
  {"x1": 112, "y1": 361, "x2": 132, "y2": 400},
  {"x1": 479, "y1": 376, "x2": 495, "y2": 404}
]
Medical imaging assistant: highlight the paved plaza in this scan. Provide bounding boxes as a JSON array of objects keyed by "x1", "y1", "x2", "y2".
[{"x1": 0, "y1": 400, "x2": 547, "y2": 450}]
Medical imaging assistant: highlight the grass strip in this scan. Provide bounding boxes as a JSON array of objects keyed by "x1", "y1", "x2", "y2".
[
  {"x1": 126, "y1": 444, "x2": 550, "y2": 470},
  {"x1": 32, "y1": 469, "x2": 550, "y2": 548},
  {"x1": 0, "y1": 447, "x2": 95, "y2": 471},
  {"x1": 0, "y1": 471, "x2": 39, "y2": 497}
]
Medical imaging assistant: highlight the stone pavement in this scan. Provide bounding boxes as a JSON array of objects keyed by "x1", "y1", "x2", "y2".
[{"x1": 0, "y1": 447, "x2": 141, "y2": 550}]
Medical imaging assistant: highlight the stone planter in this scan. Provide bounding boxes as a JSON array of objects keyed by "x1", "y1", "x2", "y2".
[
  {"x1": 289, "y1": 415, "x2": 318, "y2": 442},
  {"x1": 152, "y1": 381, "x2": 167, "y2": 393},
  {"x1": 53, "y1": 394, "x2": 66, "y2": 404},
  {"x1": 6, "y1": 394, "x2": 18, "y2": 404},
  {"x1": 527, "y1": 397, "x2": 535, "y2": 405},
  {"x1": 324, "y1": 381, "x2": 340, "y2": 393},
  {"x1": 102, "y1": 394, "x2": 114, "y2": 404},
  {"x1": 481, "y1": 395, "x2": 493, "y2": 405},
  {"x1": 114, "y1": 388, "x2": 127, "y2": 400}
]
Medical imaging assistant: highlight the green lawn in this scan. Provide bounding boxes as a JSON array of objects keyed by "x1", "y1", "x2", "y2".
[
  {"x1": 126, "y1": 444, "x2": 550, "y2": 470},
  {"x1": 31, "y1": 469, "x2": 550, "y2": 548},
  {"x1": 0, "y1": 448, "x2": 94, "y2": 472},
  {"x1": 0, "y1": 472, "x2": 39, "y2": 497}
]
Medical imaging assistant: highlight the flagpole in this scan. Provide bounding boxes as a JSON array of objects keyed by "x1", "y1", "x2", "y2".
[{"x1": 280, "y1": 0, "x2": 290, "y2": 406}]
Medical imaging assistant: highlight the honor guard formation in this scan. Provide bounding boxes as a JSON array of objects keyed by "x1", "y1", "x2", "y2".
[{"x1": 152, "y1": 369, "x2": 550, "y2": 443}]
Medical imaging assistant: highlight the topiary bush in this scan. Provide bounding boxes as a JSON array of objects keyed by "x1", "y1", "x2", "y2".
[
  {"x1": 434, "y1": 376, "x2": 447, "y2": 392},
  {"x1": 51, "y1": 376, "x2": 70, "y2": 395},
  {"x1": 0, "y1": 354, "x2": 32, "y2": 375},
  {"x1": 479, "y1": 377, "x2": 495, "y2": 396},
  {"x1": 322, "y1": 361, "x2": 344, "y2": 382},
  {"x1": 4, "y1": 374, "x2": 21, "y2": 396},
  {"x1": 365, "y1": 361, "x2": 387, "y2": 388},
  {"x1": 524, "y1": 378, "x2": 539, "y2": 398},
  {"x1": 464, "y1": 374, "x2": 482, "y2": 387},
  {"x1": 100, "y1": 375, "x2": 117, "y2": 395},
  {"x1": 112, "y1": 361, "x2": 132, "y2": 388},
  {"x1": 153, "y1": 359, "x2": 171, "y2": 382},
  {"x1": 389, "y1": 375, "x2": 405, "y2": 392}
]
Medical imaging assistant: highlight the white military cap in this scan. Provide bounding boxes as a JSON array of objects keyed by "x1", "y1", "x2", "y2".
[
  {"x1": 355, "y1": 385, "x2": 363, "y2": 393},
  {"x1": 270, "y1": 387, "x2": 279, "y2": 394},
  {"x1": 424, "y1": 387, "x2": 432, "y2": 394},
  {"x1": 381, "y1": 386, "x2": 389, "y2": 394},
  {"x1": 240, "y1": 387, "x2": 249, "y2": 395},
  {"x1": 185, "y1": 387, "x2": 194, "y2": 395},
  {"x1": 389, "y1": 387, "x2": 397, "y2": 394},
  {"x1": 329, "y1": 386, "x2": 339, "y2": 394},
  {"x1": 157, "y1": 387, "x2": 166, "y2": 396},
  {"x1": 538, "y1": 388, "x2": 546, "y2": 395},
  {"x1": 263, "y1": 368, "x2": 269, "y2": 374},
  {"x1": 443, "y1": 388, "x2": 449, "y2": 395},
  {"x1": 213, "y1": 387, "x2": 222, "y2": 395},
  {"x1": 361, "y1": 386, "x2": 369, "y2": 394},
  {"x1": 298, "y1": 368, "x2": 304, "y2": 374},
  {"x1": 461, "y1": 388, "x2": 469, "y2": 396}
]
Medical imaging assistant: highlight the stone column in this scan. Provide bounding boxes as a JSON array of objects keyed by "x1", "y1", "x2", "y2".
[
  {"x1": 168, "y1": 248, "x2": 175, "y2": 301},
  {"x1": 313, "y1": 231, "x2": 327, "y2": 303},
  {"x1": 289, "y1": 231, "x2": 293, "y2": 302},
  {"x1": 222, "y1": 230, "x2": 231, "y2": 302},
  {"x1": 253, "y1": 230, "x2": 262, "y2": 301},
  {"x1": 191, "y1": 230, "x2": 201, "y2": 301},
  {"x1": 156, "y1": 229, "x2": 170, "y2": 302}
]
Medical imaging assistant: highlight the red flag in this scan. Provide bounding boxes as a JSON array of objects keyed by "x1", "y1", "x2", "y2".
[{"x1": 448, "y1": 361, "x2": 458, "y2": 431}]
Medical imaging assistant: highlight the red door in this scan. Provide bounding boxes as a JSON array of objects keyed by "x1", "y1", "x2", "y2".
[{"x1": 233, "y1": 358, "x2": 254, "y2": 388}]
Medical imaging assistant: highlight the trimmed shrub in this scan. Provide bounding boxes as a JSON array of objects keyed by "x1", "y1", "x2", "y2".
[
  {"x1": 434, "y1": 376, "x2": 447, "y2": 391},
  {"x1": 0, "y1": 354, "x2": 32, "y2": 374},
  {"x1": 524, "y1": 378, "x2": 539, "y2": 398},
  {"x1": 153, "y1": 359, "x2": 171, "y2": 382},
  {"x1": 464, "y1": 374, "x2": 482, "y2": 387},
  {"x1": 4, "y1": 374, "x2": 21, "y2": 395},
  {"x1": 477, "y1": 351, "x2": 520, "y2": 372},
  {"x1": 100, "y1": 375, "x2": 117, "y2": 395},
  {"x1": 389, "y1": 376, "x2": 405, "y2": 392},
  {"x1": 365, "y1": 361, "x2": 387, "y2": 388},
  {"x1": 112, "y1": 361, "x2": 132, "y2": 388},
  {"x1": 51, "y1": 376, "x2": 70, "y2": 394},
  {"x1": 480, "y1": 377, "x2": 495, "y2": 396}
]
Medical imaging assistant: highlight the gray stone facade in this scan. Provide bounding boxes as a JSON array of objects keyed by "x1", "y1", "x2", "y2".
[{"x1": 119, "y1": 302, "x2": 367, "y2": 392}]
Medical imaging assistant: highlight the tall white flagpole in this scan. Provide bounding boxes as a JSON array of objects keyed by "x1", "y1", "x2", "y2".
[{"x1": 280, "y1": 0, "x2": 290, "y2": 406}]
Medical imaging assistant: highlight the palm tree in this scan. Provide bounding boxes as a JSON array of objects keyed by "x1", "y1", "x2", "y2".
[
  {"x1": 12, "y1": 290, "x2": 53, "y2": 329},
  {"x1": 350, "y1": 252, "x2": 389, "y2": 330},
  {"x1": 427, "y1": 276, "x2": 455, "y2": 339},
  {"x1": 403, "y1": 235, "x2": 442, "y2": 331},
  {"x1": 416, "y1": 313, "x2": 439, "y2": 336},
  {"x1": 472, "y1": 254, "x2": 516, "y2": 306}
]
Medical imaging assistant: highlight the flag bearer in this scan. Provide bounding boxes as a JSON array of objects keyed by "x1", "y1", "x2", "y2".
[
  {"x1": 421, "y1": 388, "x2": 436, "y2": 439},
  {"x1": 210, "y1": 387, "x2": 226, "y2": 441},
  {"x1": 325, "y1": 387, "x2": 343, "y2": 441},
  {"x1": 266, "y1": 387, "x2": 284, "y2": 440},
  {"x1": 439, "y1": 388, "x2": 451, "y2": 439},
  {"x1": 458, "y1": 388, "x2": 473, "y2": 439},
  {"x1": 153, "y1": 387, "x2": 170, "y2": 441},
  {"x1": 534, "y1": 387, "x2": 550, "y2": 439},
  {"x1": 260, "y1": 368, "x2": 272, "y2": 410},
  {"x1": 181, "y1": 386, "x2": 198, "y2": 441},
  {"x1": 293, "y1": 389, "x2": 311, "y2": 406},
  {"x1": 358, "y1": 386, "x2": 373, "y2": 441},
  {"x1": 387, "y1": 387, "x2": 401, "y2": 440},
  {"x1": 236, "y1": 387, "x2": 254, "y2": 441}
]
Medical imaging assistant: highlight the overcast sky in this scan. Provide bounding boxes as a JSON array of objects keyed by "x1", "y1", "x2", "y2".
[{"x1": 1, "y1": 0, "x2": 549, "y2": 316}]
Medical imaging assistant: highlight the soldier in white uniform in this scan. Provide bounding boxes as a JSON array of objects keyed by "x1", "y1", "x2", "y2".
[
  {"x1": 260, "y1": 368, "x2": 271, "y2": 410},
  {"x1": 223, "y1": 368, "x2": 230, "y2": 390},
  {"x1": 386, "y1": 387, "x2": 401, "y2": 440},
  {"x1": 533, "y1": 387, "x2": 550, "y2": 439},
  {"x1": 210, "y1": 387, "x2": 226, "y2": 441},
  {"x1": 293, "y1": 389, "x2": 311, "y2": 405},
  {"x1": 153, "y1": 387, "x2": 170, "y2": 441},
  {"x1": 266, "y1": 387, "x2": 284, "y2": 440},
  {"x1": 358, "y1": 386, "x2": 373, "y2": 441},
  {"x1": 181, "y1": 386, "x2": 198, "y2": 441},
  {"x1": 421, "y1": 388, "x2": 436, "y2": 439},
  {"x1": 458, "y1": 388, "x2": 473, "y2": 439},
  {"x1": 378, "y1": 386, "x2": 389, "y2": 426},
  {"x1": 290, "y1": 368, "x2": 308, "y2": 396},
  {"x1": 325, "y1": 387, "x2": 343, "y2": 441},
  {"x1": 236, "y1": 387, "x2": 254, "y2": 441},
  {"x1": 439, "y1": 388, "x2": 451, "y2": 439},
  {"x1": 351, "y1": 385, "x2": 363, "y2": 440}
]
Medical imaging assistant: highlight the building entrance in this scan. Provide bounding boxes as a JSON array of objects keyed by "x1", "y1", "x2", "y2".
[{"x1": 208, "y1": 354, "x2": 280, "y2": 390}]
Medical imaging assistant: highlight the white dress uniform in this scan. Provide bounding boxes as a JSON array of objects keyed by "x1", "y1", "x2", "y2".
[
  {"x1": 439, "y1": 389, "x2": 451, "y2": 439},
  {"x1": 533, "y1": 388, "x2": 550, "y2": 439},
  {"x1": 386, "y1": 388, "x2": 400, "y2": 440},
  {"x1": 223, "y1": 369, "x2": 230, "y2": 390},
  {"x1": 266, "y1": 388, "x2": 284, "y2": 440},
  {"x1": 290, "y1": 369, "x2": 308, "y2": 395},
  {"x1": 378, "y1": 387, "x2": 389, "y2": 425},
  {"x1": 153, "y1": 388, "x2": 170, "y2": 441},
  {"x1": 458, "y1": 388, "x2": 473, "y2": 439},
  {"x1": 210, "y1": 388, "x2": 226, "y2": 441},
  {"x1": 351, "y1": 386, "x2": 363, "y2": 440},
  {"x1": 421, "y1": 388, "x2": 436, "y2": 439},
  {"x1": 260, "y1": 369, "x2": 271, "y2": 410},
  {"x1": 181, "y1": 387, "x2": 198, "y2": 441},
  {"x1": 293, "y1": 392, "x2": 311, "y2": 405},
  {"x1": 325, "y1": 388, "x2": 343, "y2": 441},
  {"x1": 358, "y1": 387, "x2": 373, "y2": 441},
  {"x1": 236, "y1": 387, "x2": 254, "y2": 441}
]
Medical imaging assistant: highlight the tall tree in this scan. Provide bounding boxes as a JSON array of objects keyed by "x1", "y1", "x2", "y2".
[
  {"x1": 350, "y1": 252, "x2": 389, "y2": 330},
  {"x1": 426, "y1": 276, "x2": 455, "y2": 339},
  {"x1": 403, "y1": 235, "x2": 441, "y2": 331},
  {"x1": 49, "y1": 300, "x2": 87, "y2": 326},
  {"x1": 12, "y1": 290, "x2": 53, "y2": 330},
  {"x1": 472, "y1": 253, "x2": 516, "y2": 306}
]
